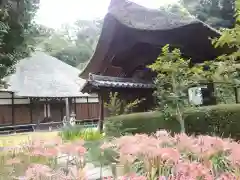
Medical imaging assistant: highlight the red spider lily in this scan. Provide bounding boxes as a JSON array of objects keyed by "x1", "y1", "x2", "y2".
[
  {"x1": 6, "y1": 157, "x2": 21, "y2": 165},
  {"x1": 23, "y1": 164, "x2": 53, "y2": 179},
  {"x1": 158, "y1": 176, "x2": 168, "y2": 180},
  {"x1": 158, "y1": 147, "x2": 180, "y2": 164},
  {"x1": 175, "y1": 161, "x2": 213, "y2": 179},
  {"x1": 75, "y1": 146, "x2": 87, "y2": 156},
  {"x1": 102, "y1": 176, "x2": 114, "y2": 180},
  {"x1": 218, "y1": 172, "x2": 238, "y2": 180},
  {"x1": 228, "y1": 142, "x2": 240, "y2": 167},
  {"x1": 44, "y1": 147, "x2": 59, "y2": 157},
  {"x1": 58, "y1": 143, "x2": 74, "y2": 154},
  {"x1": 30, "y1": 148, "x2": 44, "y2": 156}
]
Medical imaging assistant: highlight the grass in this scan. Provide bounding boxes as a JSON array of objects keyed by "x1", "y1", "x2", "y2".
[{"x1": 0, "y1": 131, "x2": 58, "y2": 147}]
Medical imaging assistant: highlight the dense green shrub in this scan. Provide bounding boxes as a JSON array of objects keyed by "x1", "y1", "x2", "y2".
[
  {"x1": 59, "y1": 125, "x2": 104, "y2": 141},
  {"x1": 105, "y1": 104, "x2": 240, "y2": 139},
  {"x1": 184, "y1": 104, "x2": 240, "y2": 138},
  {"x1": 105, "y1": 111, "x2": 180, "y2": 137}
]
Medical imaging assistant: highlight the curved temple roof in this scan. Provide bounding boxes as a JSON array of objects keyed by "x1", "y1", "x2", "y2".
[
  {"x1": 80, "y1": 0, "x2": 221, "y2": 79},
  {"x1": 108, "y1": 0, "x2": 197, "y2": 30}
]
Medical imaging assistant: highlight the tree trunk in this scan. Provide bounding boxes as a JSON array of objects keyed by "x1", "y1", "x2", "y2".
[
  {"x1": 172, "y1": 73, "x2": 185, "y2": 133},
  {"x1": 176, "y1": 104, "x2": 185, "y2": 133}
]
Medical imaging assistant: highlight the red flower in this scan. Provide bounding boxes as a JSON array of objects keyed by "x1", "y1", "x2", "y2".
[{"x1": 75, "y1": 146, "x2": 87, "y2": 155}]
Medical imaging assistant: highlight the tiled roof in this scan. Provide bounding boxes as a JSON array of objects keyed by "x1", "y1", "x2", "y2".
[
  {"x1": 81, "y1": 73, "x2": 154, "y2": 92},
  {"x1": 91, "y1": 80, "x2": 153, "y2": 89}
]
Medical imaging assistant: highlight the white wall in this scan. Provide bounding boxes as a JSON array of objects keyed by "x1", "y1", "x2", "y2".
[
  {"x1": 0, "y1": 91, "x2": 99, "y2": 105},
  {"x1": 75, "y1": 97, "x2": 99, "y2": 103},
  {"x1": 0, "y1": 92, "x2": 30, "y2": 105}
]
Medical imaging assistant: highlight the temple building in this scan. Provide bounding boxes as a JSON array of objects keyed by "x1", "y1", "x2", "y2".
[
  {"x1": 0, "y1": 52, "x2": 99, "y2": 132},
  {"x1": 79, "y1": 0, "x2": 225, "y2": 130}
]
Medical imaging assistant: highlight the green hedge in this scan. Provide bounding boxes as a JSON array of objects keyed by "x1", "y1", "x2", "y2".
[{"x1": 104, "y1": 104, "x2": 240, "y2": 139}]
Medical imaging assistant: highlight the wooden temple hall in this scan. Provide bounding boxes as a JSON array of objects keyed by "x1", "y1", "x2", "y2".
[
  {"x1": 79, "y1": 0, "x2": 225, "y2": 130},
  {"x1": 0, "y1": 52, "x2": 99, "y2": 131}
]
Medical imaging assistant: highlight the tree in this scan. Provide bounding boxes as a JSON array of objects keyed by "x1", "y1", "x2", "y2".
[
  {"x1": 149, "y1": 0, "x2": 240, "y2": 132},
  {"x1": 0, "y1": 0, "x2": 40, "y2": 83},
  {"x1": 209, "y1": 0, "x2": 240, "y2": 102},
  {"x1": 160, "y1": 3, "x2": 191, "y2": 16},
  {"x1": 54, "y1": 45, "x2": 92, "y2": 67},
  {"x1": 181, "y1": 0, "x2": 235, "y2": 28},
  {"x1": 148, "y1": 45, "x2": 201, "y2": 132},
  {"x1": 35, "y1": 19, "x2": 103, "y2": 67},
  {"x1": 104, "y1": 92, "x2": 145, "y2": 116},
  {"x1": 29, "y1": 24, "x2": 55, "y2": 47},
  {"x1": 74, "y1": 19, "x2": 103, "y2": 52},
  {"x1": 148, "y1": 44, "x2": 237, "y2": 132}
]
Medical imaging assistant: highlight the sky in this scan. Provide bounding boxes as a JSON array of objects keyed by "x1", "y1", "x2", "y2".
[{"x1": 36, "y1": 0, "x2": 179, "y2": 29}]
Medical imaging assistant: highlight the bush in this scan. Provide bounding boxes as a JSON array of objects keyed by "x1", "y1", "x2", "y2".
[
  {"x1": 59, "y1": 125, "x2": 104, "y2": 141},
  {"x1": 185, "y1": 104, "x2": 240, "y2": 139},
  {"x1": 105, "y1": 104, "x2": 240, "y2": 139},
  {"x1": 105, "y1": 111, "x2": 180, "y2": 137}
]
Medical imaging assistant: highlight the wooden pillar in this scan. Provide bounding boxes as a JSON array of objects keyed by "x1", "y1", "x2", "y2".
[
  {"x1": 69, "y1": 98, "x2": 72, "y2": 112},
  {"x1": 234, "y1": 86, "x2": 239, "y2": 103},
  {"x1": 60, "y1": 99, "x2": 64, "y2": 121},
  {"x1": 74, "y1": 97, "x2": 77, "y2": 115},
  {"x1": 87, "y1": 96, "x2": 90, "y2": 119},
  {"x1": 45, "y1": 98, "x2": 48, "y2": 118},
  {"x1": 98, "y1": 93, "x2": 104, "y2": 132},
  {"x1": 65, "y1": 98, "x2": 70, "y2": 122},
  {"x1": 30, "y1": 98, "x2": 33, "y2": 124},
  {"x1": 11, "y1": 92, "x2": 15, "y2": 125}
]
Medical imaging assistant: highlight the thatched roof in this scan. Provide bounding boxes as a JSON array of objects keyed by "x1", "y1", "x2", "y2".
[
  {"x1": 108, "y1": 0, "x2": 197, "y2": 30},
  {"x1": 80, "y1": 0, "x2": 222, "y2": 79},
  {"x1": 4, "y1": 52, "x2": 90, "y2": 97}
]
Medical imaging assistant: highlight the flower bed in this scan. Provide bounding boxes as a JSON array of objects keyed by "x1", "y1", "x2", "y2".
[
  {"x1": 101, "y1": 130, "x2": 240, "y2": 180},
  {"x1": 1, "y1": 130, "x2": 240, "y2": 179},
  {"x1": 0, "y1": 137, "x2": 89, "y2": 179}
]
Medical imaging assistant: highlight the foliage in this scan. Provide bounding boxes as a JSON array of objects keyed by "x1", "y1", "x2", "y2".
[
  {"x1": 59, "y1": 126, "x2": 116, "y2": 167},
  {"x1": 85, "y1": 140, "x2": 117, "y2": 167},
  {"x1": 181, "y1": 0, "x2": 235, "y2": 28},
  {"x1": 35, "y1": 19, "x2": 103, "y2": 67},
  {"x1": 214, "y1": 83, "x2": 236, "y2": 104},
  {"x1": 105, "y1": 104, "x2": 240, "y2": 140},
  {"x1": 211, "y1": 0, "x2": 240, "y2": 58},
  {"x1": 123, "y1": 98, "x2": 146, "y2": 114},
  {"x1": 148, "y1": 45, "x2": 205, "y2": 132},
  {"x1": 208, "y1": 0, "x2": 240, "y2": 102},
  {"x1": 104, "y1": 92, "x2": 145, "y2": 116},
  {"x1": 104, "y1": 92, "x2": 122, "y2": 116},
  {"x1": 59, "y1": 125, "x2": 105, "y2": 141},
  {"x1": 102, "y1": 131, "x2": 240, "y2": 179},
  {"x1": 160, "y1": 3, "x2": 192, "y2": 16},
  {"x1": 0, "y1": 0, "x2": 40, "y2": 83},
  {"x1": 104, "y1": 111, "x2": 180, "y2": 137},
  {"x1": 149, "y1": 0, "x2": 240, "y2": 132}
]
